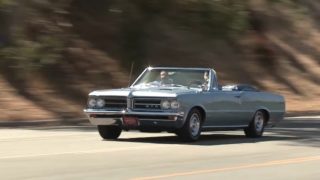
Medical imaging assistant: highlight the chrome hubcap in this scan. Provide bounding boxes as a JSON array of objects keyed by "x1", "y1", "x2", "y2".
[
  {"x1": 190, "y1": 113, "x2": 200, "y2": 137},
  {"x1": 255, "y1": 112, "x2": 264, "y2": 132}
]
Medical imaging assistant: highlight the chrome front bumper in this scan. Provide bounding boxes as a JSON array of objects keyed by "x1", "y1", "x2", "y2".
[{"x1": 83, "y1": 109, "x2": 185, "y2": 126}]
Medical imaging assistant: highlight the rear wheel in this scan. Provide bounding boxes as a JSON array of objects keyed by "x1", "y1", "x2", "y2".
[
  {"x1": 244, "y1": 110, "x2": 266, "y2": 138},
  {"x1": 176, "y1": 109, "x2": 202, "y2": 142},
  {"x1": 97, "y1": 125, "x2": 122, "y2": 140}
]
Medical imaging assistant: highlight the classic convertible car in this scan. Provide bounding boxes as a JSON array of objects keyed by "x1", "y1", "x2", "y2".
[{"x1": 84, "y1": 67, "x2": 285, "y2": 141}]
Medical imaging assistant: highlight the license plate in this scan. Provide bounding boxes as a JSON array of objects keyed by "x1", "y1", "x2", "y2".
[{"x1": 123, "y1": 116, "x2": 139, "y2": 127}]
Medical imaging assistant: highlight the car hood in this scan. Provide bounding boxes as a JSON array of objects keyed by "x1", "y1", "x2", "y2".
[{"x1": 89, "y1": 87, "x2": 200, "y2": 98}]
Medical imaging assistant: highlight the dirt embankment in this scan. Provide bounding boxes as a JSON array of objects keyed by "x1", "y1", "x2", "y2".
[{"x1": 0, "y1": 0, "x2": 319, "y2": 122}]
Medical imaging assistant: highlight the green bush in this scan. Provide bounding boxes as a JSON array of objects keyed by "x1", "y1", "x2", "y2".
[
  {"x1": 1, "y1": 0, "x2": 250, "y2": 73},
  {"x1": 1, "y1": 36, "x2": 64, "y2": 70},
  {"x1": 0, "y1": 0, "x2": 65, "y2": 72}
]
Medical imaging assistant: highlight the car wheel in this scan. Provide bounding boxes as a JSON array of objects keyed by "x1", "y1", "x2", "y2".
[
  {"x1": 176, "y1": 109, "x2": 202, "y2": 142},
  {"x1": 97, "y1": 125, "x2": 122, "y2": 140},
  {"x1": 244, "y1": 110, "x2": 266, "y2": 138}
]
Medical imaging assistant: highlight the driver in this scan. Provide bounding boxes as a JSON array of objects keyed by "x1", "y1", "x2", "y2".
[{"x1": 160, "y1": 71, "x2": 173, "y2": 85}]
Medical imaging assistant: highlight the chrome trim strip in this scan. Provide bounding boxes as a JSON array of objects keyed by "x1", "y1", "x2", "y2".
[
  {"x1": 148, "y1": 67, "x2": 211, "y2": 71},
  {"x1": 133, "y1": 97, "x2": 163, "y2": 100},
  {"x1": 138, "y1": 119, "x2": 176, "y2": 121},
  {"x1": 130, "y1": 68, "x2": 148, "y2": 87},
  {"x1": 105, "y1": 102, "x2": 127, "y2": 105},
  {"x1": 84, "y1": 109, "x2": 126, "y2": 114},
  {"x1": 84, "y1": 109, "x2": 183, "y2": 125},
  {"x1": 127, "y1": 98, "x2": 132, "y2": 109},
  {"x1": 84, "y1": 109, "x2": 181, "y2": 116},
  {"x1": 131, "y1": 109, "x2": 163, "y2": 112},
  {"x1": 88, "y1": 117, "x2": 177, "y2": 126},
  {"x1": 134, "y1": 103, "x2": 160, "y2": 106},
  {"x1": 130, "y1": 67, "x2": 213, "y2": 87},
  {"x1": 202, "y1": 125, "x2": 248, "y2": 128}
]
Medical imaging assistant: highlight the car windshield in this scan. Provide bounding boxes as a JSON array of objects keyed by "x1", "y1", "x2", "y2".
[{"x1": 132, "y1": 68, "x2": 210, "y2": 90}]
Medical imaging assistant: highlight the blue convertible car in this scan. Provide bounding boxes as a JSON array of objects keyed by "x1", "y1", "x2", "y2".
[{"x1": 84, "y1": 67, "x2": 285, "y2": 141}]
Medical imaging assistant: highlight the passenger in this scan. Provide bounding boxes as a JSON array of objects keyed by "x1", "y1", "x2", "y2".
[{"x1": 202, "y1": 71, "x2": 209, "y2": 90}]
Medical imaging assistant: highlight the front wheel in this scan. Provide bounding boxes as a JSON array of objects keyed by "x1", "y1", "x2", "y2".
[
  {"x1": 244, "y1": 110, "x2": 266, "y2": 138},
  {"x1": 97, "y1": 125, "x2": 122, "y2": 140},
  {"x1": 176, "y1": 109, "x2": 202, "y2": 142}
]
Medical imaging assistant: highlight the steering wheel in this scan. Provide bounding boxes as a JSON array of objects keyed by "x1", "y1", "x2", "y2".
[{"x1": 188, "y1": 80, "x2": 203, "y2": 88}]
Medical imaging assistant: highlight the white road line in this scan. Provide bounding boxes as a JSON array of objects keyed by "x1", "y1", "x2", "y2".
[
  {"x1": 132, "y1": 155, "x2": 320, "y2": 180},
  {"x1": 0, "y1": 144, "x2": 172, "y2": 160},
  {"x1": 0, "y1": 133, "x2": 96, "y2": 142}
]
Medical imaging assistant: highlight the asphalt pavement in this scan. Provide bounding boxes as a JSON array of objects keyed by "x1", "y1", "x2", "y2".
[{"x1": 0, "y1": 116, "x2": 319, "y2": 180}]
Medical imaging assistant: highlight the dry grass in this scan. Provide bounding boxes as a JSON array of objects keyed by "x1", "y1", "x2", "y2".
[{"x1": 0, "y1": 0, "x2": 319, "y2": 121}]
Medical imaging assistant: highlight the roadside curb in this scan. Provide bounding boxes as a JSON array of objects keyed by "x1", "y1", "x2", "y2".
[
  {"x1": 0, "y1": 118, "x2": 89, "y2": 127},
  {"x1": 285, "y1": 116, "x2": 320, "y2": 120},
  {"x1": 286, "y1": 111, "x2": 320, "y2": 117}
]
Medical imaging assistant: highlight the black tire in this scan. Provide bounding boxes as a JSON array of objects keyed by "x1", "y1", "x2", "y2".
[
  {"x1": 244, "y1": 110, "x2": 266, "y2": 138},
  {"x1": 97, "y1": 125, "x2": 122, "y2": 140},
  {"x1": 176, "y1": 109, "x2": 202, "y2": 142}
]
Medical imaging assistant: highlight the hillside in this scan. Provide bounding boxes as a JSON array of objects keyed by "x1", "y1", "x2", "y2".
[{"x1": 0, "y1": 0, "x2": 319, "y2": 122}]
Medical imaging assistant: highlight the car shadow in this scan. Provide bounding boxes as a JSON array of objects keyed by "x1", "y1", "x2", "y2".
[
  {"x1": 115, "y1": 118, "x2": 320, "y2": 146},
  {"x1": 115, "y1": 133, "x2": 300, "y2": 146},
  {"x1": 8, "y1": 118, "x2": 319, "y2": 147},
  {"x1": 26, "y1": 125, "x2": 304, "y2": 146}
]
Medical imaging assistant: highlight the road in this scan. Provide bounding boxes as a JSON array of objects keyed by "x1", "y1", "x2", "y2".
[{"x1": 0, "y1": 116, "x2": 319, "y2": 180}]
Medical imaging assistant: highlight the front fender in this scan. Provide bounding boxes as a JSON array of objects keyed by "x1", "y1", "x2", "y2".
[{"x1": 177, "y1": 95, "x2": 208, "y2": 127}]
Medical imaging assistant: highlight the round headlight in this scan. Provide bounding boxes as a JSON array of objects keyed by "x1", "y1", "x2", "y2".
[
  {"x1": 171, "y1": 100, "x2": 180, "y2": 109},
  {"x1": 88, "y1": 98, "x2": 97, "y2": 108},
  {"x1": 161, "y1": 100, "x2": 171, "y2": 109},
  {"x1": 96, "y1": 98, "x2": 105, "y2": 108}
]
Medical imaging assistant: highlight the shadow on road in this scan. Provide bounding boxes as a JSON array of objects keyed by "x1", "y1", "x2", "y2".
[
  {"x1": 116, "y1": 133, "x2": 300, "y2": 146},
  {"x1": 5, "y1": 118, "x2": 319, "y2": 147},
  {"x1": 114, "y1": 118, "x2": 320, "y2": 147}
]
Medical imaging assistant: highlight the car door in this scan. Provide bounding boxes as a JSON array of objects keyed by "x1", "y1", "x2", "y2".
[
  {"x1": 203, "y1": 90, "x2": 248, "y2": 127},
  {"x1": 238, "y1": 91, "x2": 261, "y2": 124}
]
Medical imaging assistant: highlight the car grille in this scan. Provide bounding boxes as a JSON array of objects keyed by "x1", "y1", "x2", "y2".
[
  {"x1": 103, "y1": 96, "x2": 127, "y2": 110},
  {"x1": 133, "y1": 98, "x2": 162, "y2": 111}
]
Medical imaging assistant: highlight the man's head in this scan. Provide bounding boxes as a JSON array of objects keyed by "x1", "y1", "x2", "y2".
[
  {"x1": 160, "y1": 71, "x2": 168, "y2": 80},
  {"x1": 204, "y1": 71, "x2": 209, "y2": 82}
]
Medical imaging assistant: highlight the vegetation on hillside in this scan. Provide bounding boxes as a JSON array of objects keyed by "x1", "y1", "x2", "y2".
[
  {"x1": 1, "y1": 0, "x2": 249, "y2": 73},
  {"x1": 0, "y1": 0, "x2": 319, "y2": 120}
]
